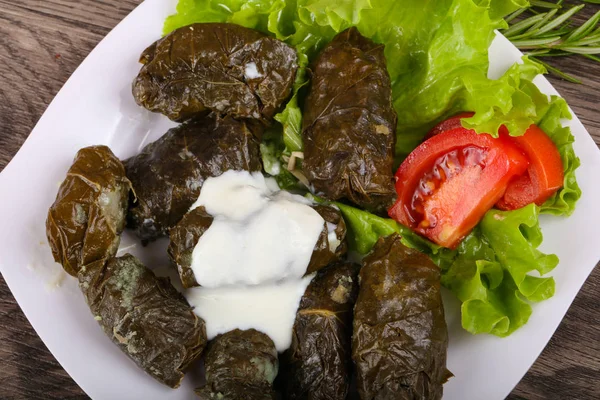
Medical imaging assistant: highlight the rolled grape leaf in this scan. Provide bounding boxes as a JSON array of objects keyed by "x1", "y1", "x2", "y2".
[
  {"x1": 302, "y1": 27, "x2": 397, "y2": 214},
  {"x1": 306, "y1": 204, "x2": 348, "y2": 275},
  {"x1": 47, "y1": 147, "x2": 206, "y2": 388},
  {"x1": 280, "y1": 262, "x2": 359, "y2": 400},
  {"x1": 195, "y1": 329, "x2": 278, "y2": 399},
  {"x1": 167, "y1": 206, "x2": 214, "y2": 289},
  {"x1": 46, "y1": 146, "x2": 130, "y2": 276},
  {"x1": 133, "y1": 23, "x2": 298, "y2": 123},
  {"x1": 168, "y1": 204, "x2": 347, "y2": 288},
  {"x1": 353, "y1": 234, "x2": 449, "y2": 399},
  {"x1": 79, "y1": 254, "x2": 207, "y2": 388},
  {"x1": 125, "y1": 114, "x2": 262, "y2": 242}
]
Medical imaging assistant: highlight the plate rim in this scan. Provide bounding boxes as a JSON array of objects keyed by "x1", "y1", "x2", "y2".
[{"x1": 1, "y1": 2, "x2": 599, "y2": 399}]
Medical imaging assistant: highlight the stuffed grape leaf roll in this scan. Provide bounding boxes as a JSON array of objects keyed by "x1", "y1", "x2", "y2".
[
  {"x1": 306, "y1": 205, "x2": 348, "y2": 275},
  {"x1": 46, "y1": 146, "x2": 130, "y2": 276},
  {"x1": 352, "y1": 234, "x2": 449, "y2": 400},
  {"x1": 79, "y1": 254, "x2": 207, "y2": 388},
  {"x1": 125, "y1": 114, "x2": 262, "y2": 242},
  {"x1": 195, "y1": 329, "x2": 278, "y2": 399},
  {"x1": 302, "y1": 27, "x2": 397, "y2": 214},
  {"x1": 167, "y1": 206, "x2": 214, "y2": 289},
  {"x1": 167, "y1": 204, "x2": 347, "y2": 288},
  {"x1": 280, "y1": 262, "x2": 359, "y2": 400},
  {"x1": 47, "y1": 147, "x2": 207, "y2": 388},
  {"x1": 133, "y1": 23, "x2": 298, "y2": 123}
]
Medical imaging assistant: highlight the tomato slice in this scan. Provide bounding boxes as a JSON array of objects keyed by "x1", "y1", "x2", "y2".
[
  {"x1": 388, "y1": 127, "x2": 528, "y2": 249},
  {"x1": 496, "y1": 124, "x2": 564, "y2": 210},
  {"x1": 427, "y1": 114, "x2": 565, "y2": 211},
  {"x1": 426, "y1": 112, "x2": 475, "y2": 140}
]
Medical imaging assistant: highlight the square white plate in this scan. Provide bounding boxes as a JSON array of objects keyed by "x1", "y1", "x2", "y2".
[{"x1": 1, "y1": 0, "x2": 599, "y2": 399}]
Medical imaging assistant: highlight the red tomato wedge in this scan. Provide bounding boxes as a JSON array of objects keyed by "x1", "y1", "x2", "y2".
[
  {"x1": 497, "y1": 124, "x2": 564, "y2": 210},
  {"x1": 388, "y1": 127, "x2": 528, "y2": 249},
  {"x1": 426, "y1": 112, "x2": 475, "y2": 140},
  {"x1": 426, "y1": 113, "x2": 565, "y2": 211}
]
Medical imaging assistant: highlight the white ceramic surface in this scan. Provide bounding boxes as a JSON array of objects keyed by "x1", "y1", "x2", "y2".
[{"x1": 0, "y1": 1, "x2": 599, "y2": 399}]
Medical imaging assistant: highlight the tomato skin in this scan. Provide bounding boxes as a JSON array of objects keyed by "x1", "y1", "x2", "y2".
[
  {"x1": 496, "y1": 124, "x2": 564, "y2": 210},
  {"x1": 426, "y1": 112, "x2": 475, "y2": 140},
  {"x1": 427, "y1": 114, "x2": 565, "y2": 211},
  {"x1": 388, "y1": 127, "x2": 528, "y2": 249}
]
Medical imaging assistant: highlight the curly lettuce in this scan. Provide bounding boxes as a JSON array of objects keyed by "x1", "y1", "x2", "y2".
[
  {"x1": 163, "y1": 0, "x2": 581, "y2": 336},
  {"x1": 460, "y1": 59, "x2": 581, "y2": 214},
  {"x1": 537, "y1": 97, "x2": 581, "y2": 215},
  {"x1": 446, "y1": 206, "x2": 558, "y2": 336},
  {"x1": 337, "y1": 202, "x2": 557, "y2": 337},
  {"x1": 164, "y1": 0, "x2": 580, "y2": 215}
]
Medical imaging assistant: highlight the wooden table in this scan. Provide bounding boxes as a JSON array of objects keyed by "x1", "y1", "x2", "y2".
[{"x1": 0, "y1": 1, "x2": 598, "y2": 399}]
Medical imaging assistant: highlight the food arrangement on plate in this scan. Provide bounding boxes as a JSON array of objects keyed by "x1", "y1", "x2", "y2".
[{"x1": 43, "y1": 0, "x2": 584, "y2": 398}]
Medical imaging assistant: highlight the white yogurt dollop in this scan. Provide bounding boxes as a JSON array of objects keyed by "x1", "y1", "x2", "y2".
[
  {"x1": 188, "y1": 171, "x2": 323, "y2": 288},
  {"x1": 185, "y1": 276, "x2": 314, "y2": 351},
  {"x1": 184, "y1": 170, "x2": 326, "y2": 351}
]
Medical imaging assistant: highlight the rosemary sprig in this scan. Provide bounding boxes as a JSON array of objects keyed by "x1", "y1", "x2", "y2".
[{"x1": 502, "y1": 1, "x2": 600, "y2": 83}]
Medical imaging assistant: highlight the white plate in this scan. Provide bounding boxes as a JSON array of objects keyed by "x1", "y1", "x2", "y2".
[{"x1": 1, "y1": 1, "x2": 599, "y2": 399}]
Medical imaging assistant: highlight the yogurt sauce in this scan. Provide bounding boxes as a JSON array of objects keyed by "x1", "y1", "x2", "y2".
[
  {"x1": 184, "y1": 170, "x2": 326, "y2": 351},
  {"x1": 184, "y1": 276, "x2": 314, "y2": 351}
]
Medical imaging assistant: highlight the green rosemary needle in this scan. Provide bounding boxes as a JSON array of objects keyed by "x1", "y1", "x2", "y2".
[{"x1": 502, "y1": 1, "x2": 600, "y2": 83}]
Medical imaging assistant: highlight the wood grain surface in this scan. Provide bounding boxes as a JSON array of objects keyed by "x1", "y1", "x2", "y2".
[{"x1": 0, "y1": 1, "x2": 598, "y2": 399}]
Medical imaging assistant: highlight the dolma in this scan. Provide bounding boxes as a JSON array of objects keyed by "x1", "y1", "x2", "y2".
[
  {"x1": 195, "y1": 329, "x2": 278, "y2": 399},
  {"x1": 352, "y1": 234, "x2": 449, "y2": 400},
  {"x1": 125, "y1": 114, "x2": 262, "y2": 242},
  {"x1": 302, "y1": 27, "x2": 397, "y2": 214},
  {"x1": 46, "y1": 146, "x2": 130, "y2": 276},
  {"x1": 133, "y1": 23, "x2": 298, "y2": 123},
  {"x1": 306, "y1": 205, "x2": 348, "y2": 275},
  {"x1": 167, "y1": 206, "x2": 214, "y2": 288},
  {"x1": 47, "y1": 147, "x2": 206, "y2": 388},
  {"x1": 79, "y1": 254, "x2": 207, "y2": 388},
  {"x1": 281, "y1": 262, "x2": 360, "y2": 400},
  {"x1": 167, "y1": 204, "x2": 347, "y2": 288}
]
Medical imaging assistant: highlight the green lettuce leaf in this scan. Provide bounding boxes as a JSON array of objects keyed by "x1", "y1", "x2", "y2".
[
  {"x1": 445, "y1": 205, "x2": 558, "y2": 336},
  {"x1": 353, "y1": 0, "x2": 507, "y2": 157},
  {"x1": 164, "y1": 0, "x2": 278, "y2": 34},
  {"x1": 334, "y1": 202, "x2": 445, "y2": 256},
  {"x1": 164, "y1": 2, "x2": 580, "y2": 213},
  {"x1": 163, "y1": 0, "x2": 576, "y2": 336},
  {"x1": 478, "y1": 207, "x2": 558, "y2": 302},
  {"x1": 164, "y1": 0, "x2": 230, "y2": 30},
  {"x1": 460, "y1": 58, "x2": 549, "y2": 139},
  {"x1": 337, "y1": 202, "x2": 557, "y2": 336},
  {"x1": 301, "y1": 0, "x2": 373, "y2": 31},
  {"x1": 475, "y1": 0, "x2": 528, "y2": 21},
  {"x1": 537, "y1": 97, "x2": 582, "y2": 215},
  {"x1": 275, "y1": 56, "x2": 308, "y2": 153},
  {"x1": 163, "y1": 0, "x2": 329, "y2": 157},
  {"x1": 163, "y1": 1, "x2": 567, "y2": 161},
  {"x1": 260, "y1": 129, "x2": 302, "y2": 190},
  {"x1": 260, "y1": 140, "x2": 281, "y2": 176},
  {"x1": 459, "y1": 58, "x2": 582, "y2": 214}
]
